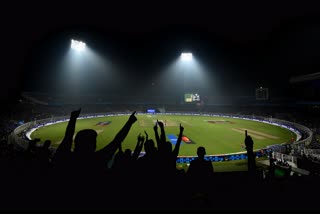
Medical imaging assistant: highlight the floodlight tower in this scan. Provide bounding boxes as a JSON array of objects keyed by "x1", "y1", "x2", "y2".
[
  {"x1": 180, "y1": 53, "x2": 193, "y2": 61},
  {"x1": 71, "y1": 39, "x2": 86, "y2": 51},
  {"x1": 180, "y1": 52, "x2": 193, "y2": 95}
]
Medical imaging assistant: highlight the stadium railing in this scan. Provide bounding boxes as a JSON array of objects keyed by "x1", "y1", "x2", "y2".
[
  {"x1": 304, "y1": 149, "x2": 320, "y2": 156},
  {"x1": 273, "y1": 152, "x2": 298, "y2": 167}
]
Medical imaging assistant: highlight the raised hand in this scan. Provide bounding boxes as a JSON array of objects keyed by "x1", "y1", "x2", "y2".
[
  {"x1": 144, "y1": 130, "x2": 148, "y2": 141},
  {"x1": 173, "y1": 124, "x2": 184, "y2": 157},
  {"x1": 158, "y1": 121, "x2": 164, "y2": 128},
  {"x1": 128, "y1": 111, "x2": 137, "y2": 124},
  {"x1": 71, "y1": 108, "x2": 81, "y2": 119},
  {"x1": 153, "y1": 120, "x2": 158, "y2": 132},
  {"x1": 137, "y1": 133, "x2": 145, "y2": 143},
  {"x1": 180, "y1": 123, "x2": 184, "y2": 133}
]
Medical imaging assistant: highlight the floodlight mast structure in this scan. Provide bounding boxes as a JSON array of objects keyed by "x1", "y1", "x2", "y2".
[
  {"x1": 180, "y1": 52, "x2": 193, "y2": 97},
  {"x1": 71, "y1": 39, "x2": 86, "y2": 51}
]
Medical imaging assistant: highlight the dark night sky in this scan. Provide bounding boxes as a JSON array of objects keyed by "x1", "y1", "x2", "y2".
[{"x1": 1, "y1": 1, "x2": 320, "y2": 102}]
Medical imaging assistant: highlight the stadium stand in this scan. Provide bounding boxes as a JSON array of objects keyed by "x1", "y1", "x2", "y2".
[{"x1": 1, "y1": 94, "x2": 320, "y2": 212}]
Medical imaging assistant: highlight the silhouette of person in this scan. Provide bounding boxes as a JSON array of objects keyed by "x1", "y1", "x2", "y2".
[
  {"x1": 186, "y1": 146, "x2": 214, "y2": 208},
  {"x1": 245, "y1": 134, "x2": 256, "y2": 176},
  {"x1": 53, "y1": 109, "x2": 137, "y2": 171},
  {"x1": 155, "y1": 121, "x2": 184, "y2": 175},
  {"x1": 112, "y1": 133, "x2": 144, "y2": 175},
  {"x1": 51, "y1": 109, "x2": 137, "y2": 208},
  {"x1": 187, "y1": 146, "x2": 214, "y2": 177}
]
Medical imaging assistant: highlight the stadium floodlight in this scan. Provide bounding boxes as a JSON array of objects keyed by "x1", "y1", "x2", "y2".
[
  {"x1": 71, "y1": 39, "x2": 86, "y2": 51},
  {"x1": 180, "y1": 53, "x2": 193, "y2": 61}
]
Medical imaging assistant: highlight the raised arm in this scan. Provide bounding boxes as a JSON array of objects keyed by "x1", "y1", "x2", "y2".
[
  {"x1": 172, "y1": 124, "x2": 184, "y2": 158},
  {"x1": 98, "y1": 111, "x2": 137, "y2": 159},
  {"x1": 56, "y1": 108, "x2": 81, "y2": 154},
  {"x1": 153, "y1": 120, "x2": 161, "y2": 150},
  {"x1": 144, "y1": 130, "x2": 148, "y2": 142},
  {"x1": 118, "y1": 141, "x2": 123, "y2": 154},
  {"x1": 132, "y1": 133, "x2": 145, "y2": 160},
  {"x1": 158, "y1": 121, "x2": 166, "y2": 144}
]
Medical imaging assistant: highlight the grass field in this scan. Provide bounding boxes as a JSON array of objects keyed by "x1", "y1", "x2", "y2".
[{"x1": 31, "y1": 114, "x2": 295, "y2": 157}]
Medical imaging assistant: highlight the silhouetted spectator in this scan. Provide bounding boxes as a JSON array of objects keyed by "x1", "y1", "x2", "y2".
[
  {"x1": 52, "y1": 109, "x2": 137, "y2": 175},
  {"x1": 137, "y1": 138, "x2": 158, "y2": 177},
  {"x1": 35, "y1": 139, "x2": 52, "y2": 174},
  {"x1": 187, "y1": 146, "x2": 214, "y2": 177},
  {"x1": 245, "y1": 134, "x2": 256, "y2": 176},
  {"x1": 112, "y1": 133, "x2": 144, "y2": 176},
  {"x1": 154, "y1": 121, "x2": 184, "y2": 176},
  {"x1": 50, "y1": 109, "x2": 137, "y2": 208},
  {"x1": 186, "y1": 146, "x2": 214, "y2": 209}
]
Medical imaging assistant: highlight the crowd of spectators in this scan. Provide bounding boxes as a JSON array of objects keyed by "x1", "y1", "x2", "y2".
[
  {"x1": 0, "y1": 110, "x2": 318, "y2": 212},
  {"x1": 1, "y1": 99, "x2": 320, "y2": 211}
]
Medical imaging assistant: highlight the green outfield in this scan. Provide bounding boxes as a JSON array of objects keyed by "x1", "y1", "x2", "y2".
[{"x1": 30, "y1": 114, "x2": 295, "y2": 156}]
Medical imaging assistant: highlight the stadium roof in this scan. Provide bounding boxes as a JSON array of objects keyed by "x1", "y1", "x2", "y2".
[{"x1": 290, "y1": 72, "x2": 320, "y2": 83}]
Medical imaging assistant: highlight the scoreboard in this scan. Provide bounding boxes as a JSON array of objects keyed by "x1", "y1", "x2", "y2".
[{"x1": 184, "y1": 93, "x2": 200, "y2": 103}]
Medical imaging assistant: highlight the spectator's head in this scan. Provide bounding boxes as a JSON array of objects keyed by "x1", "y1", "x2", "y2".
[
  {"x1": 197, "y1": 146, "x2": 206, "y2": 159},
  {"x1": 144, "y1": 139, "x2": 157, "y2": 155},
  {"x1": 74, "y1": 129, "x2": 97, "y2": 154}
]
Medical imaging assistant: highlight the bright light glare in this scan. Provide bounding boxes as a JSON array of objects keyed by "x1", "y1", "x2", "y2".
[
  {"x1": 71, "y1": 39, "x2": 86, "y2": 51},
  {"x1": 181, "y1": 53, "x2": 193, "y2": 61}
]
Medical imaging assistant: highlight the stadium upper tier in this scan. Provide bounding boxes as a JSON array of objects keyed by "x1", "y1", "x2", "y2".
[{"x1": 22, "y1": 91, "x2": 297, "y2": 106}]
